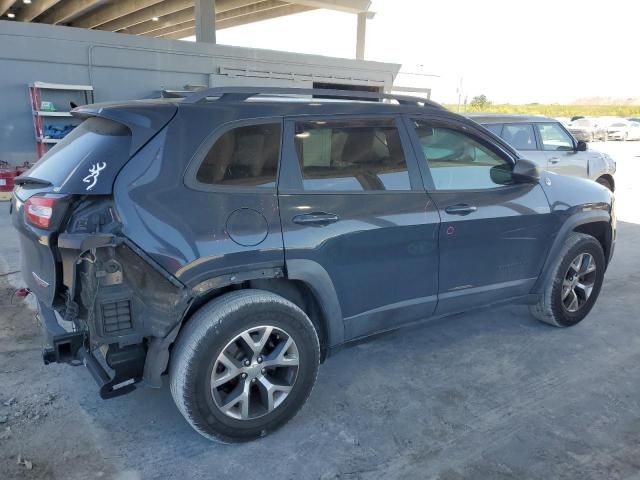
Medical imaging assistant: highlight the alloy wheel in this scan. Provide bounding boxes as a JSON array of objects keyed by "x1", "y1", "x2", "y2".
[
  {"x1": 561, "y1": 253, "x2": 597, "y2": 313},
  {"x1": 210, "y1": 326, "x2": 299, "y2": 420}
]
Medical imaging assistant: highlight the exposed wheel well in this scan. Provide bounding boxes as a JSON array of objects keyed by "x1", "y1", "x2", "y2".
[
  {"x1": 595, "y1": 174, "x2": 615, "y2": 191},
  {"x1": 180, "y1": 278, "x2": 329, "y2": 361},
  {"x1": 573, "y1": 221, "x2": 612, "y2": 264}
]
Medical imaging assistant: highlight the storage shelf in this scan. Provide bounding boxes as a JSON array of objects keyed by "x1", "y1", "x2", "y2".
[
  {"x1": 33, "y1": 111, "x2": 73, "y2": 117},
  {"x1": 29, "y1": 81, "x2": 94, "y2": 158},
  {"x1": 30, "y1": 81, "x2": 93, "y2": 91}
]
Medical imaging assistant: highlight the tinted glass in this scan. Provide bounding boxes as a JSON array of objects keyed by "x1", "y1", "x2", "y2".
[
  {"x1": 413, "y1": 120, "x2": 513, "y2": 190},
  {"x1": 485, "y1": 124, "x2": 503, "y2": 136},
  {"x1": 25, "y1": 117, "x2": 130, "y2": 186},
  {"x1": 196, "y1": 123, "x2": 281, "y2": 188},
  {"x1": 294, "y1": 119, "x2": 410, "y2": 191},
  {"x1": 501, "y1": 123, "x2": 537, "y2": 150},
  {"x1": 537, "y1": 123, "x2": 574, "y2": 151}
]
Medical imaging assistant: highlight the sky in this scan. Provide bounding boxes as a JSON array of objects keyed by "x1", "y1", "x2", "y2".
[{"x1": 186, "y1": 0, "x2": 640, "y2": 105}]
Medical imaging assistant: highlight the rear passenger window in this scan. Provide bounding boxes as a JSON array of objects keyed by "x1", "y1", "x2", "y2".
[
  {"x1": 294, "y1": 119, "x2": 411, "y2": 191},
  {"x1": 501, "y1": 124, "x2": 537, "y2": 150},
  {"x1": 195, "y1": 123, "x2": 281, "y2": 188}
]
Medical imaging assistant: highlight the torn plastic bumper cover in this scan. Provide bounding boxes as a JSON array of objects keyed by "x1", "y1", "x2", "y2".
[{"x1": 48, "y1": 230, "x2": 189, "y2": 398}]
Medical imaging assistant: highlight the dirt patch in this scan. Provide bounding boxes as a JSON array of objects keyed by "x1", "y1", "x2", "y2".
[{"x1": 0, "y1": 278, "x2": 118, "y2": 479}]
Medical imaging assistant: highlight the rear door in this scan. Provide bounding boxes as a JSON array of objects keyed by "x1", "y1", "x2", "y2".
[
  {"x1": 535, "y1": 122, "x2": 587, "y2": 178},
  {"x1": 499, "y1": 123, "x2": 548, "y2": 170},
  {"x1": 278, "y1": 115, "x2": 440, "y2": 340},
  {"x1": 406, "y1": 115, "x2": 553, "y2": 314}
]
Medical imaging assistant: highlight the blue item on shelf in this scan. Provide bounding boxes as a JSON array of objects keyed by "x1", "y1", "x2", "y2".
[{"x1": 43, "y1": 124, "x2": 76, "y2": 140}]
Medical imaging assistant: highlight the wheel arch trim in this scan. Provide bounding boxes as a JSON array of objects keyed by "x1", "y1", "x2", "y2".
[
  {"x1": 532, "y1": 210, "x2": 612, "y2": 294},
  {"x1": 284, "y1": 259, "x2": 344, "y2": 348}
]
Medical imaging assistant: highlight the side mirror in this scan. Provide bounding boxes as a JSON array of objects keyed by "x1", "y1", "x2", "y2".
[
  {"x1": 576, "y1": 140, "x2": 587, "y2": 151},
  {"x1": 512, "y1": 158, "x2": 540, "y2": 183}
]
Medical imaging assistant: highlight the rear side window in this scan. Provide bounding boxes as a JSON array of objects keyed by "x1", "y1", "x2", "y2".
[
  {"x1": 501, "y1": 123, "x2": 537, "y2": 150},
  {"x1": 25, "y1": 117, "x2": 130, "y2": 189},
  {"x1": 294, "y1": 119, "x2": 411, "y2": 191},
  {"x1": 195, "y1": 123, "x2": 281, "y2": 188}
]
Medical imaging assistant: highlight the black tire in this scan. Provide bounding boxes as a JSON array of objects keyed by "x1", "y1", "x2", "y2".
[
  {"x1": 596, "y1": 176, "x2": 613, "y2": 191},
  {"x1": 169, "y1": 289, "x2": 320, "y2": 443},
  {"x1": 529, "y1": 233, "x2": 605, "y2": 327}
]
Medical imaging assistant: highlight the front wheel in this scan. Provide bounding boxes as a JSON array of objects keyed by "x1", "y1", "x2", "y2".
[
  {"x1": 596, "y1": 176, "x2": 613, "y2": 191},
  {"x1": 170, "y1": 290, "x2": 320, "y2": 443},
  {"x1": 530, "y1": 233, "x2": 605, "y2": 327}
]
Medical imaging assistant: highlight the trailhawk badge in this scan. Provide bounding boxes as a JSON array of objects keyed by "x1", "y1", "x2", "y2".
[{"x1": 83, "y1": 162, "x2": 106, "y2": 191}]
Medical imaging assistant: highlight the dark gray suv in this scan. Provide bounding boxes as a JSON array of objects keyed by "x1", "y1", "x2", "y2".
[{"x1": 11, "y1": 88, "x2": 615, "y2": 443}]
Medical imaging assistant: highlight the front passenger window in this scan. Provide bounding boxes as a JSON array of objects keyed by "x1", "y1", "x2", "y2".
[
  {"x1": 413, "y1": 120, "x2": 513, "y2": 191},
  {"x1": 537, "y1": 123, "x2": 574, "y2": 151}
]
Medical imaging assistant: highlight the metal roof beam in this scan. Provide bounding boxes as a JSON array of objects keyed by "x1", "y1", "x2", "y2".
[
  {"x1": 39, "y1": 0, "x2": 102, "y2": 25},
  {"x1": 127, "y1": 1, "x2": 286, "y2": 36},
  {"x1": 0, "y1": 0, "x2": 17, "y2": 16},
  {"x1": 156, "y1": 3, "x2": 314, "y2": 39},
  {"x1": 73, "y1": 0, "x2": 259, "y2": 30},
  {"x1": 16, "y1": 0, "x2": 63, "y2": 21},
  {"x1": 288, "y1": 0, "x2": 370, "y2": 14},
  {"x1": 72, "y1": 0, "x2": 166, "y2": 28}
]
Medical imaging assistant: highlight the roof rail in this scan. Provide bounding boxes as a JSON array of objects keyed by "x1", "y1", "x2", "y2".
[{"x1": 182, "y1": 86, "x2": 443, "y2": 109}]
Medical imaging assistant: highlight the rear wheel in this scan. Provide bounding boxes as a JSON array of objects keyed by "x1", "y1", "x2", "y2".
[
  {"x1": 170, "y1": 290, "x2": 320, "y2": 443},
  {"x1": 530, "y1": 233, "x2": 605, "y2": 327}
]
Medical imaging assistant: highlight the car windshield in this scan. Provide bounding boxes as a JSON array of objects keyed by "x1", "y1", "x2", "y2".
[{"x1": 572, "y1": 119, "x2": 591, "y2": 127}]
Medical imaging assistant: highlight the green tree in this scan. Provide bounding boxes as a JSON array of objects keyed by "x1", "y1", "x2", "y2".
[{"x1": 469, "y1": 94, "x2": 491, "y2": 110}]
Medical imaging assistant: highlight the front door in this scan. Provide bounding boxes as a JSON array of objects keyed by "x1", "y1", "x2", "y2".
[
  {"x1": 407, "y1": 116, "x2": 554, "y2": 314},
  {"x1": 278, "y1": 116, "x2": 440, "y2": 341},
  {"x1": 535, "y1": 122, "x2": 587, "y2": 178}
]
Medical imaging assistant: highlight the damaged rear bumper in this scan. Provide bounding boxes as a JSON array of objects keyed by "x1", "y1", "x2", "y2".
[{"x1": 38, "y1": 301, "x2": 146, "y2": 399}]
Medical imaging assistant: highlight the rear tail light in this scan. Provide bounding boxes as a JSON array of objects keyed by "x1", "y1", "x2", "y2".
[{"x1": 24, "y1": 194, "x2": 68, "y2": 229}]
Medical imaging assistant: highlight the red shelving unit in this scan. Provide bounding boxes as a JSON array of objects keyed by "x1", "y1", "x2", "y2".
[{"x1": 28, "y1": 81, "x2": 94, "y2": 159}]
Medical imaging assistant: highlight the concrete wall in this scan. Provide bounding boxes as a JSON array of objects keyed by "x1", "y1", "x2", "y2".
[{"x1": 0, "y1": 20, "x2": 399, "y2": 165}]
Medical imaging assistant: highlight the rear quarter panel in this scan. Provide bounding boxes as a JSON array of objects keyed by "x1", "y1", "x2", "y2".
[{"x1": 112, "y1": 106, "x2": 285, "y2": 287}]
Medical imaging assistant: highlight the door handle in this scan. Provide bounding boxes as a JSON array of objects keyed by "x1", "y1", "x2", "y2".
[
  {"x1": 549, "y1": 158, "x2": 560, "y2": 164},
  {"x1": 292, "y1": 212, "x2": 340, "y2": 225},
  {"x1": 444, "y1": 204, "x2": 477, "y2": 216}
]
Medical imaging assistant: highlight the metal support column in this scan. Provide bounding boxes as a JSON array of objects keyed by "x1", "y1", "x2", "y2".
[
  {"x1": 355, "y1": 12, "x2": 366, "y2": 60},
  {"x1": 195, "y1": 0, "x2": 217, "y2": 44}
]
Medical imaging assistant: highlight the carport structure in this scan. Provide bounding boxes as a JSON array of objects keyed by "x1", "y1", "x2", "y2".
[{"x1": 0, "y1": 0, "x2": 373, "y2": 58}]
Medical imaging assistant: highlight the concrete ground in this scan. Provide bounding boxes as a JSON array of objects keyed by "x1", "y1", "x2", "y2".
[{"x1": 1, "y1": 142, "x2": 640, "y2": 480}]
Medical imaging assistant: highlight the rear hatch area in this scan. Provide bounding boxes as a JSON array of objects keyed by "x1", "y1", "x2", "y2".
[{"x1": 11, "y1": 101, "x2": 177, "y2": 308}]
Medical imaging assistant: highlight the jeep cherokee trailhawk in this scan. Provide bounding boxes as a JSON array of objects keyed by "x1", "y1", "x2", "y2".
[{"x1": 11, "y1": 87, "x2": 615, "y2": 442}]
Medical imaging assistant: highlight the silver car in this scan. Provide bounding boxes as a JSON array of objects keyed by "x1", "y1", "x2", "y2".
[{"x1": 467, "y1": 114, "x2": 616, "y2": 190}]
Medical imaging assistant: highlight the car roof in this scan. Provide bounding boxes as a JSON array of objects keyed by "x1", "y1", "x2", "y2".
[{"x1": 465, "y1": 113, "x2": 554, "y2": 124}]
